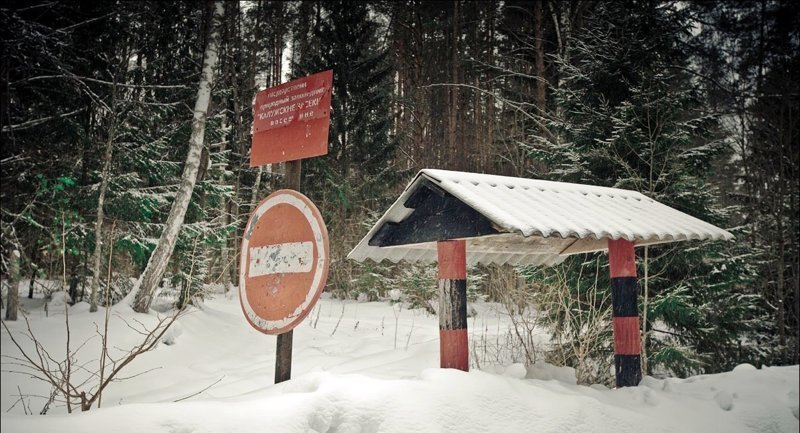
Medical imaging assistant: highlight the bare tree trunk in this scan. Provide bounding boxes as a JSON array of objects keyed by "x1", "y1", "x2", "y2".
[
  {"x1": 485, "y1": 3, "x2": 496, "y2": 172},
  {"x1": 216, "y1": 117, "x2": 230, "y2": 290},
  {"x1": 129, "y1": 2, "x2": 224, "y2": 313},
  {"x1": 211, "y1": 0, "x2": 234, "y2": 292},
  {"x1": 4, "y1": 249, "x2": 20, "y2": 320},
  {"x1": 28, "y1": 247, "x2": 37, "y2": 299},
  {"x1": 448, "y1": 0, "x2": 460, "y2": 170},
  {"x1": 534, "y1": 0, "x2": 546, "y2": 114},
  {"x1": 89, "y1": 83, "x2": 117, "y2": 313},
  {"x1": 642, "y1": 246, "x2": 649, "y2": 376},
  {"x1": 776, "y1": 143, "x2": 786, "y2": 350}
]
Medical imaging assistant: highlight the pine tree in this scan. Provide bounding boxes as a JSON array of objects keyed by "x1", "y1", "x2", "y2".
[
  {"x1": 291, "y1": 1, "x2": 395, "y2": 207},
  {"x1": 529, "y1": 0, "x2": 766, "y2": 378},
  {"x1": 687, "y1": 0, "x2": 799, "y2": 364},
  {"x1": 290, "y1": 1, "x2": 397, "y2": 295}
]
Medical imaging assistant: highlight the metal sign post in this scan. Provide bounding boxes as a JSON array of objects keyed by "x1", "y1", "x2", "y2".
[
  {"x1": 238, "y1": 187, "x2": 329, "y2": 382},
  {"x1": 243, "y1": 70, "x2": 333, "y2": 384}
]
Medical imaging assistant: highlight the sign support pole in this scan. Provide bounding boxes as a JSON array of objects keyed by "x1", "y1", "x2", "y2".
[
  {"x1": 608, "y1": 238, "x2": 642, "y2": 387},
  {"x1": 274, "y1": 160, "x2": 302, "y2": 384},
  {"x1": 275, "y1": 330, "x2": 292, "y2": 383},
  {"x1": 437, "y1": 240, "x2": 469, "y2": 371}
]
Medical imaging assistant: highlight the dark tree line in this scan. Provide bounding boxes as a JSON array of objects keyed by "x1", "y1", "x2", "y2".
[{"x1": 1, "y1": 0, "x2": 797, "y2": 378}]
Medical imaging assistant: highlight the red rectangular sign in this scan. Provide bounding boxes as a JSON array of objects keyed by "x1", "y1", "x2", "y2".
[{"x1": 251, "y1": 69, "x2": 333, "y2": 167}]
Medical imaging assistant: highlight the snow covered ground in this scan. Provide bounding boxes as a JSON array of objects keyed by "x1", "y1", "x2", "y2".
[{"x1": 1, "y1": 286, "x2": 798, "y2": 433}]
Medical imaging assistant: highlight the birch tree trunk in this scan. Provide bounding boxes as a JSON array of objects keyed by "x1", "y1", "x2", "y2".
[{"x1": 129, "y1": 2, "x2": 224, "y2": 313}]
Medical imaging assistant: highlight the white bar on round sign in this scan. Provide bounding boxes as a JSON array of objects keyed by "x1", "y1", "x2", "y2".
[{"x1": 249, "y1": 241, "x2": 313, "y2": 277}]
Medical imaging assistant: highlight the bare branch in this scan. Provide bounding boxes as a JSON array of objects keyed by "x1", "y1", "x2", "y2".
[
  {"x1": 173, "y1": 376, "x2": 225, "y2": 402},
  {"x1": 1, "y1": 108, "x2": 86, "y2": 133},
  {"x1": 11, "y1": 74, "x2": 189, "y2": 90},
  {"x1": 2, "y1": 305, "x2": 187, "y2": 413},
  {"x1": 421, "y1": 82, "x2": 559, "y2": 143},
  {"x1": 54, "y1": 13, "x2": 115, "y2": 33}
]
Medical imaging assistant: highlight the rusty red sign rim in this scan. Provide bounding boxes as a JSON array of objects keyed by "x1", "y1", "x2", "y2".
[{"x1": 238, "y1": 189, "x2": 329, "y2": 334}]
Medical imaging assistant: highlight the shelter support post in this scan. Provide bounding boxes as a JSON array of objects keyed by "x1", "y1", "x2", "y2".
[
  {"x1": 437, "y1": 240, "x2": 469, "y2": 371},
  {"x1": 608, "y1": 238, "x2": 642, "y2": 387}
]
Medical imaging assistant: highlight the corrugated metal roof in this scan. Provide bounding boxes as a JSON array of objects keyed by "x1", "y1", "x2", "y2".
[{"x1": 347, "y1": 169, "x2": 734, "y2": 266}]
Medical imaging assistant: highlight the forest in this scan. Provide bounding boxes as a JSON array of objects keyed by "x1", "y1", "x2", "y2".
[{"x1": 1, "y1": 0, "x2": 798, "y2": 389}]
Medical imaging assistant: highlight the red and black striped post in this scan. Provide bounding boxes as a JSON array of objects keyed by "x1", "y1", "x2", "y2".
[
  {"x1": 437, "y1": 239, "x2": 469, "y2": 371},
  {"x1": 608, "y1": 238, "x2": 642, "y2": 387}
]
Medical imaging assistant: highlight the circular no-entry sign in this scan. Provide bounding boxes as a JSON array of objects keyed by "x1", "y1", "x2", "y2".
[{"x1": 239, "y1": 189, "x2": 329, "y2": 334}]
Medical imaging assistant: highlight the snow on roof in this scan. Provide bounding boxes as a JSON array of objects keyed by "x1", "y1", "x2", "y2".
[{"x1": 347, "y1": 169, "x2": 733, "y2": 267}]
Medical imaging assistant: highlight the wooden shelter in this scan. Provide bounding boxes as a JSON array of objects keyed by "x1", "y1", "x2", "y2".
[{"x1": 348, "y1": 169, "x2": 733, "y2": 387}]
